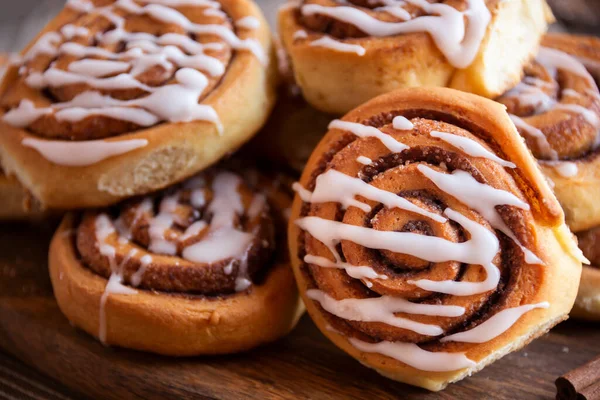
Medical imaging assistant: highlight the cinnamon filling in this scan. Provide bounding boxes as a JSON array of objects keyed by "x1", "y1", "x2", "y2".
[
  {"x1": 0, "y1": 0, "x2": 259, "y2": 141},
  {"x1": 297, "y1": 0, "x2": 469, "y2": 39},
  {"x1": 297, "y1": 111, "x2": 544, "y2": 349},
  {"x1": 496, "y1": 37, "x2": 600, "y2": 161},
  {"x1": 75, "y1": 168, "x2": 288, "y2": 296}
]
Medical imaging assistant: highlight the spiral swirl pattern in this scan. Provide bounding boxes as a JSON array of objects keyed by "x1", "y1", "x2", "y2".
[
  {"x1": 76, "y1": 167, "x2": 288, "y2": 297},
  {"x1": 496, "y1": 33, "x2": 600, "y2": 233},
  {"x1": 1, "y1": 0, "x2": 265, "y2": 140},
  {"x1": 497, "y1": 35, "x2": 600, "y2": 162},
  {"x1": 49, "y1": 165, "x2": 302, "y2": 354},
  {"x1": 289, "y1": 88, "x2": 582, "y2": 387}
]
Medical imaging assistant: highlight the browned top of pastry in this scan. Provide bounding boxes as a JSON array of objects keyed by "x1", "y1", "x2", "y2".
[
  {"x1": 291, "y1": 88, "x2": 567, "y2": 351},
  {"x1": 496, "y1": 33, "x2": 600, "y2": 161},
  {"x1": 297, "y1": 0, "x2": 499, "y2": 39},
  {"x1": 0, "y1": 0, "x2": 264, "y2": 141}
]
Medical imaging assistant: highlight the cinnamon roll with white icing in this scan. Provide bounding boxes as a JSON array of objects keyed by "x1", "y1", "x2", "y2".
[
  {"x1": 278, "y1": 0, "x2": 553, "y2": 114},
  {"x1": 49, "y1": 166, "x2": 303, "y2": 355},
  {"x1": 288, "y1": 87, "x2": 584, "y2": 391},
  {"x1": 496, "y1": 33, "x2": 600, "y2": 233},
  {"x1": 0, "y1": 0, "x2": 277, "y2": 209}
]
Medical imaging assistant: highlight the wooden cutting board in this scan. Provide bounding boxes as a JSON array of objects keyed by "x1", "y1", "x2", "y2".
[{"x1": 1, "y1": 221, "x2": 599, "y2": 400}]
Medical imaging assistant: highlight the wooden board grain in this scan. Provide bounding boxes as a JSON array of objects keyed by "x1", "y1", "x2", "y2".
[{"x1": 1, "y1": 221, "x2": 600, "y2": 400}]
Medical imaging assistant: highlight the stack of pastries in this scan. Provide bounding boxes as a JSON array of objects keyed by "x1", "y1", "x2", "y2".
[
  {"x1": 278, "y1": 0, "x2": 596, "y2": 392},
  {"x1": 0, "y1": 0, "x2": 596, "y2": 393},
  {"x1": 0, "y1": 0, "x2": 303, "y2": 355}
]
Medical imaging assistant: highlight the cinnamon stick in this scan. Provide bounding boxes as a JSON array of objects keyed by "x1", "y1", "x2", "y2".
[{"x1": 556, "y1": 356, "x2": 600, "y2": 400}]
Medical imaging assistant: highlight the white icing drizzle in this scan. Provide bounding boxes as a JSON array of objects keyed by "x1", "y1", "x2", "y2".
[
  {"x1": 417, "y1": 166, "x2": 542, "y2": 265},
  {"x1": 295, "y1": 106, "x2": 553, "y2": 372},
  {"x1": 538, "y1": 47, "x2": 596, "y2": 87},
  {"x1": 292, "y1": 182, "x2": 314, "y2": 202},
  {"x1": 95, "y1": 215, "x2": 138, "y2": 344},
  {"x1": 310, "y1": 37, "x2": 366, "y2": 56},
  {"x1": 441, "y1": 302, "x2": 549, "y2": 343},
  {"x1": 307, "y1": 289, "x2": 465, "y2": 336},
  {"x1": 554, "y1": 103, "x2": 600, "y2": 127},
  {"x1": 392, "y1": 116, "x2": 414, "y2": 131},
  {"x1": 21, "y1": 137, "x2": 148, "y2": 167},
  {"x1": 329, "y1": 119, "x2": 408, "y2": 153},
  {"x1": 375, "y1": 2, "x2": 412, "y2": 21},
  {"x1": 349, "y1": 338, "x2": 476, "y2": 372},
  {"x1": 9, "y1": 69, "x2": 224, "y2": 136},
  {"x1": 509, "y1": 114, "x2": 558, "y2": 161},
  {"x1": 506, "y1": 47, "x2": 600, "y2": 160},
  {"x1": 293, "y1": 169, "x2": 446, "y2": 222},
  {"x1": 235, "y1": 16, "x2": 260, "y2": 30},
  {"x1": 93, "y1": 170, "x2": 262, "y2": 343},
  {"x1": 540, "y1": 161, "x2": 579, "y2": 178},
  {"x1": 356, "y1": 156, "x2": 372, "y2": 165},
  {"x1": 181, "y1": 172, "x2": 254, "y2": 291},
  {"x1": 131, "y1": 254, "x2": 153, "y2": 287},
  {"x1": 301, "y1": 0, "x2": 491, "y2": 68},
  {"x1": 293, "y1": 30, "x2": 308, "y2": 40},
  {"x1": 204, "y1": 8, "x2": 227, "y2": 18},
  {"x1": 61, "y1": 24, "x2": 90, "y2": 39},
  {"x1": 5, "y1": 0, "x2": 267, "y2": 162},
  {"x1": 297, "y1": 207, "x2": 502, "y2": 296},
  {"x1": 429, "y1": 131, "x2": 516, "y2": 168},
  {"x1": 304, "y1": 254, "x2": 388, "y2": 281},
  {"x1": 148, "y1": 194, "x2": 180, "y2": 255}
]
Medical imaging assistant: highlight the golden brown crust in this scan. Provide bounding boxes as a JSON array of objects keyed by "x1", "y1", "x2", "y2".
[
  {"x1": 288, "y1": 87, "x2": 581, "y2": 391},
  {"x1": 0, "y1": 0, "x2": 277, "y2": 209},
  {"x1": 278, "y1": 0, "x2": 551, "y2": 114},
  {"x1": 49, "y1": 167, "x2": 303, "y2": 355},
  {"x1": 496, "y1": 33, "x2": 600, "y2": 233}
]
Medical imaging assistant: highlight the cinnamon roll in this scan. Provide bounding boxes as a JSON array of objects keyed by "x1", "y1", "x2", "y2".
[
  {"x1": 288, "y1": 87, "x2": 584, "y2": 391},
  {"x1": 49, "y1": 167, "x2": 303, "y2": 355},
  {"x1": 0, "y1": 0, "x2": 277, "y2": 209},
  {"x1": 278, "y1": 0, "x2": 553, "y2": 114},
  {"x1": 496, "y1": 33, "x2": 600, "y2": 233},
  {"x1": 573, "y1": 227, "x2": 600, "y2": 321}
]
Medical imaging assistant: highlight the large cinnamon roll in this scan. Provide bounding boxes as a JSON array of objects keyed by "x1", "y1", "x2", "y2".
[
  {"x1": 496, "y1": 33, "x2": 600, "y2": 233},
  {"x1": 278, "y1": 0, "x2": 553, "y2": 114},
  {"x1": 49, "y1": 166, "x2": 303, "y2": 355},
  {"x1": 0, "y1": 0, "x2": 276, "y2": 209},
  {"x1": 288, "y1": 87, "x2": 584, "y2": 391}
]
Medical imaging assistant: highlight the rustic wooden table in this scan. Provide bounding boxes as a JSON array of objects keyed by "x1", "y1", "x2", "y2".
[{"x1": 1, "y1": 221, "x2": 600, "y2": 400}]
